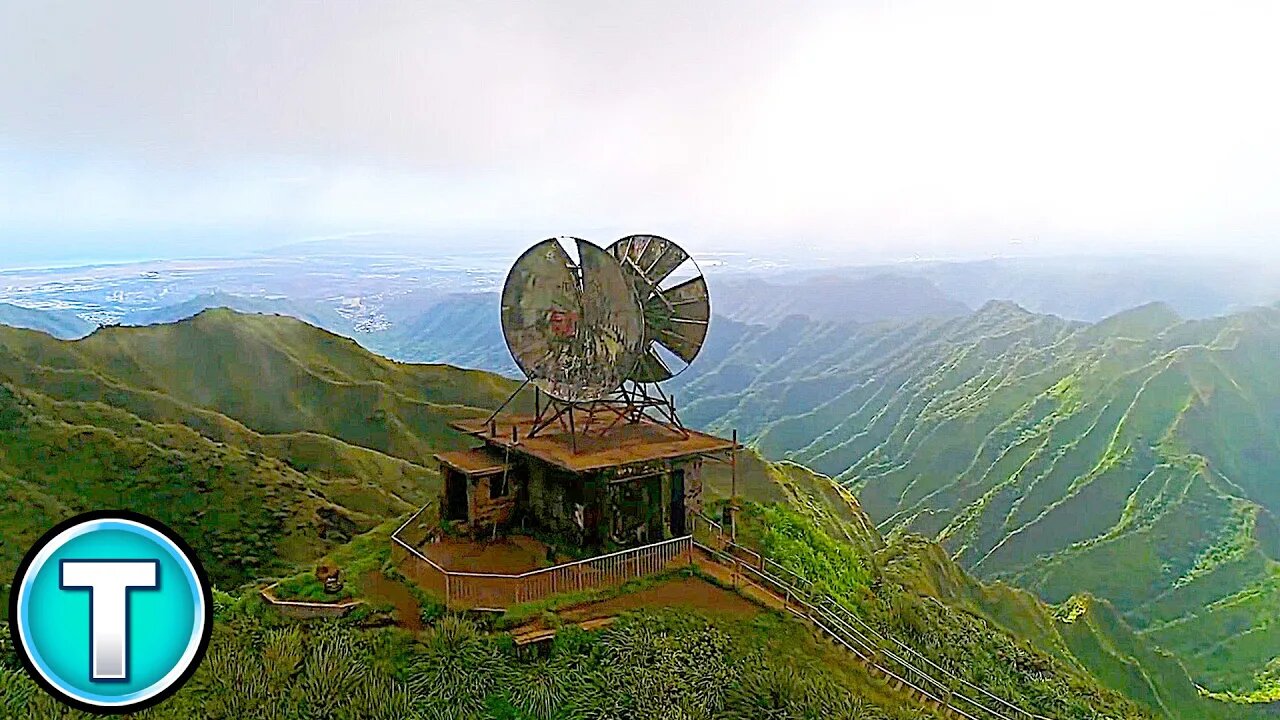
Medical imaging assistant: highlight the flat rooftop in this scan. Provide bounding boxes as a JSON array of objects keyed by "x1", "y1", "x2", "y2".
[
  {"x1": 452, "y1": 414, "x2": 736, "y2": 473},
  {"x1": 435, "y1": 447, "x2": 507, "y2": 476}
]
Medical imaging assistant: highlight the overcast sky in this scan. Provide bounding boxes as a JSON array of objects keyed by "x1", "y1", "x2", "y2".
[{"x1": 1, "y1": 0, "x2": 1278, "y2": 267}]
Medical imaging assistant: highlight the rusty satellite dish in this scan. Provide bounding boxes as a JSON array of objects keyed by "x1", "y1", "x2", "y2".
[
  {"x1": 500, "y1": 237, "x2": 646, "y2": 402},
  {"x1": 607, "y1": 234, "x2": 709, "y2": 383}
]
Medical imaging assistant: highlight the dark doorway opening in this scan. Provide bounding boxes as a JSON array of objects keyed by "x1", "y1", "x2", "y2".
[
  {"x1": 444, "y1": 470, "x2": 469, "y2": 522},
  {"x1": 645, "y1": 475, "x2": 664, "y2": 543},
  {"x1": 670, "y1": 469, "x2": 686, "y2": 536}
]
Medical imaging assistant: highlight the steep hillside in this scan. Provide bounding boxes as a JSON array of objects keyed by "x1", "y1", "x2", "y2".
[
  {"x1": 0, "y1": 311, "x2": 1172, "y2": 718},
  {"x1": 0, "y1": 310, "x2": 531, "y2": 597},
  {"x1": 0, "y1": 429, "x2": 1153, "y2": 719},
  {"x1": 674, "y1": 300, "x2": 1280, "y2": 698},
  {"x1": 364, "y1": 292, "x2": 518, "y2": 376},
  {"x1": 0, "y1": 309, "x2": 524, "y2": 466},
  {"x1": 0, "y1": 382, "x2": 434, "y2": 590},
  {"x1": 748, "y1": 460, "x2": 1255, "y2": 720}
]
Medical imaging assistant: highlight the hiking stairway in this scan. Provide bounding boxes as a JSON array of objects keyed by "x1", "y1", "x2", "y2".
[{"x1": 690, "y1": 514, "x2": 1055, "y2": 720}]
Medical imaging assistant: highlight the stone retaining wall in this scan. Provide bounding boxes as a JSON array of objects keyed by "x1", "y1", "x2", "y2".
[{"x1": 260, "y1": 585, "x2": 362, "y2": 620}]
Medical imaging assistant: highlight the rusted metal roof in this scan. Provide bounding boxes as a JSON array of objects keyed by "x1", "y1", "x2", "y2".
[
  {"x1": 434, "y1": 448, "x2": 508, "y2": 476},
  {"x1": 452, "y1": 415, "x2": 736, "y2": 473}
]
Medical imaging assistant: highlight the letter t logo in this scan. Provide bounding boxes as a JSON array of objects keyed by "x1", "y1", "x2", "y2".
[{"x1": 60, "y1": 560, "x2": 159, "y2": 681}]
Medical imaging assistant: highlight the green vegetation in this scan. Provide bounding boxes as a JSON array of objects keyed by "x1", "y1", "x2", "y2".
[
  {"x1": 1, "y1": 591, "x2": 944, "y2": 719},
  {"x1": 674, "y1": 300, "x2": 1280, "y2": 699},
  {"x1": 494, "y1": 569, "x2": 695, "y2": 631},
  {"x1": 732, "y1": 487, "x2": 1149, "y2": 720},
  {"x1": 743, "y1": 502, "x2": 874, "y2": 607},
  {"x1": 1208, "y1": 657, "x2": 1280, "y2": 704},
  {"x1": 0, "y1": 310, "x2": 1230, "y2": 717},
  {"x1": 271, "y1": 518, "x2": 399, "y2": 602},
  {"x1": 0, "y1": 310, "x2": 533, "y2": 602}
]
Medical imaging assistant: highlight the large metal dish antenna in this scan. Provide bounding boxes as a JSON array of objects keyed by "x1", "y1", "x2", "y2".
[
  {"x1": 499, "y1": 237, "x2": 645, "y2": 403},
  {"x1": 607, "y1": 235, "x2": 709, "y2": 382}
]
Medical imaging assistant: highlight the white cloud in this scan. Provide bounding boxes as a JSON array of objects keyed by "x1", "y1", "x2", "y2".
[{"x1": 0, "y1": 0, "x2": 1277, "y2": 262}]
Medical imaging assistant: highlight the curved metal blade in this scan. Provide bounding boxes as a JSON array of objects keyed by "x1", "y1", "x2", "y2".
[
  {"x1": 499, "y1": 237, "x2": 644, "y2": 402},
  {"x1": 653, "y1": 275, "x2": 710, "y2": 322},
  {"x1": 654, "y1": 322, "x2": 708, "y2": 364},
  {"x1": 645, "y1": 274, "x2": 709, "y2": 365},
  {"x1": 501, "y1": 237, "x2": 580, "y2": 379},
  {"x1": 571, "y1": 237, "x2": 646, "y2": 395},
  {"x1": 631, "y1": 347, "x2": 675, "y2": 383},
  {"x1": 609, "y1": 234, "x2": 689, "y2": 291}
]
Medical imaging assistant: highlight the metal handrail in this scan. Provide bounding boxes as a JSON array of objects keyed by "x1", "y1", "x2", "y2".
[
  {"x1": 391, "y1": 534, "x2": 450, "y2": 573},
  {"x1": 519, "y1": 535, "x2": 690, "y2": 580},
  {"x1": 396, "y1": 532, "x2": 691, "y2": 581},
  {"x1": 690, "y1": 512, "x2": 1055, "y2": 720},
  {"x1": 393, "y1": 508, "x2": 1055, "y2": 719},
  {"x1": 394, "y1": 503, "x2": 431, "y2": 536},
  {"x1": 392, "y1": 508, "x2": 694, "y2": 610},
  {"x1": 814, "y1": 596, "x2": 1051, "y2": 720}
]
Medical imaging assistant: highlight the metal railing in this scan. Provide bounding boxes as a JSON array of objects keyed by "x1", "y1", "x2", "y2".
[
  {"x1": 690, "y1": 513, "x2": 1054, "y2": 720},
  {"x1": 392, "y1": 505, "x2": 693, "y2": 611}
]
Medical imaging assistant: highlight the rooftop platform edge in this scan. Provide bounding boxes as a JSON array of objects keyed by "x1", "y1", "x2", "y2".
[
  {"x1": 451, "y1": 415, "x2": 737, "y2": 473},
  {"x1": 434, "y1": 447, "x2": 508, "y2": 476}
]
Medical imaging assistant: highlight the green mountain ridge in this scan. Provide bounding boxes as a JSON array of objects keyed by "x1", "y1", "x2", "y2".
[
  {"x1": 119, "y1": 291, "x2": 353, "y2": 332},
  {"x1": 672, "y1": 299, "x2": 1280, "y2": 699},
  {"x1": 0, "y1": 310, "x2": 1200, "y2": 717},
  {"x1": 739, "y1": 460, "x2": 1238, "y2": 718},
  {"x1": 0, "y1": 309, "x2": 528, "y2": 592},
  {"x1": 363, "y1": 292, "x2": 518, "y2": 376}
]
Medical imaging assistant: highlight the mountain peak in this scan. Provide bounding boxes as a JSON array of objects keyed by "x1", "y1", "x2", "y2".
[
  {"x1": 975, "y1": 299, "x2": 1033, "y2": 317},
  {"x1": 1089, "y1": 302, "x2": 1182, "y2": 339}
]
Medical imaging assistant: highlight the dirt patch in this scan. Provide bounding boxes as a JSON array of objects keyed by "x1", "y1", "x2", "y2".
[
  {"x1": 362, "y1": 571, "x2": 423, "y2": 632},
  {"x1": 421, "y1": 535, "x2": 558, "y2": 573},
  {"x1": 557, "y1": 575, "x2": 761, "y2": 624},
  {"x1": 508, "y1": 575, "x2": 763, "y2": 644}
]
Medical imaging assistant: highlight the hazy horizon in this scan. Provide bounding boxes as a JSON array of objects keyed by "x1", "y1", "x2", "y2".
[
  {"x1": 3, "y1": 1, "x2": 1278, "y2": 268},
  {"x1": 1, "y1": 232, "x2": 1271, "y2": 276}
]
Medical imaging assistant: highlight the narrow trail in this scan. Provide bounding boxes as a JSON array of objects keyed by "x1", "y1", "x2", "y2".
[
  {"x1": 687, "y1": 539, "x2": 1055, "y2": 720},
  {"x1": 507, "y1": 524, "x2": 1053, "y2": 720}
]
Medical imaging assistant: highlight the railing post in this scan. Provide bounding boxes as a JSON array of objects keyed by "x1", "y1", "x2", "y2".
[{"x1": 730, "y1": 429, "x2": 738, "y2": 543}]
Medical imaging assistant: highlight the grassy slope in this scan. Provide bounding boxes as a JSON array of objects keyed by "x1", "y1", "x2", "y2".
[
  {"x1": 0, "y1": 435, "x2": 1146, "y2": 719},
  {"x1": 0, "y1": 383, "x2": 446, "y2": 590},
  {"x1": 2, "y1": 600, "x2": 960, "y2": 720},
  {"x1": 0, "y1": 310, "x2": 1203, "y2": 717},
  {"x1": 751, "y1": 461, "x2": 1255, "y2": 720},
  {"x1": 0, "y1": 310, "x2": 531, "y2": 598},
  {"x1": 673, "y1": 301, "x2": 1280, "y2": 698},
  {"x1": 0, "y1": 308, "x2": 523, "y2": 463}
]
